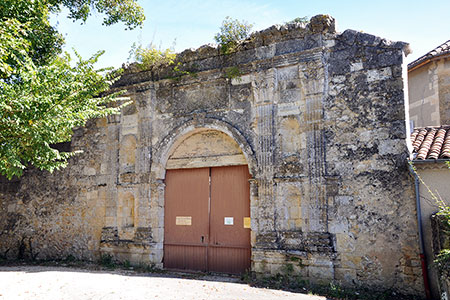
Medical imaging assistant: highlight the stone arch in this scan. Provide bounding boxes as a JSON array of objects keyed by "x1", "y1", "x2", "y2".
[
  {"x1": 166, "y1": 129, "x2": 247, "y2": 169},
  {"x1": 151, "y1": 118, "x2": 257, "y2": 180},
  {"x1": 148, "y1": 118, "x2": 259, "y2": 268}
]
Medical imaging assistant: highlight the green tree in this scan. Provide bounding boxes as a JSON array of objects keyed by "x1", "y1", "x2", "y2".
[
  {"x1": 0, "y1": 0, "x2": 144, "y2": 179},
  {"x1": 58, "y1": 0, "x2": 145, "y2": 29},
  {"x1": 214, "y1": 16, "x2": 253, "y2": 54},
  {"x1": 0, "y1": 0, "x2": 145, "y2": 71}
]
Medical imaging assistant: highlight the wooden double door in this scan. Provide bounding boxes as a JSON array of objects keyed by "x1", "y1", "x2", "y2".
[{"x1": 164, "y1": 165, "x2": 251, "y2": 274}]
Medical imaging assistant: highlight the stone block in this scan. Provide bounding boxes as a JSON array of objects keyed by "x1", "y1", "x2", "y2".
[
  {"x1": 253, "y1": 260, "x2": 269, "y2": 273},
  {"x1": 151, "y1": 227, "x2": 164, "y2": 243},
  {"x1": 83, "y1": 167, "x2": 96, "y2": 176},
  {"x1": 334, "y1": 267, "x2": 357, "y2": 286},
  {"x1": 367, "y1": 67, "x2": 392, "y2": 82},
  {"x1": 105, "y1": 217, "x2": 117, "y2": 227},
  {"x1": 289, "y1": 207, "x2": 302, "y2": 219},
  {"x1": 149, "y1": 248, "x2": 163, "y2": 264},
  {"x1": 105, "y1": 207, "x2": 116, "y2": 218},
  {"x1": 339, "y1": 253, "x2": 361, "y2": 269},
  {"x1": 308, "y1": 265, "x2": 334, "y2": 281},
  {"x1": 350, "y1": 61, "x2": 363, "y2": 72}
]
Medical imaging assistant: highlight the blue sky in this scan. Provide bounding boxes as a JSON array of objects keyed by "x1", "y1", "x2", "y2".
[{"x1": 52, "y1": 0, "x2": 450, "y2": 69}]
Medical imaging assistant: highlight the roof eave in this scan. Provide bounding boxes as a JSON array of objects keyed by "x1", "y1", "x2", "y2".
[
  {"x1": 408, "y1": 52, "x2": 450, "y2": 72},
  {"x1": 411, "y1": 158, "x2": 450, "y2": 164}
]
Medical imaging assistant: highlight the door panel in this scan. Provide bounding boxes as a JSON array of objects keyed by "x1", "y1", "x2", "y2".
[
  {"x1": 209, "y1": 165, "x2": 251, "y2": 273},
  {"x1": 164, "y1": 165, "x2": 251, "y2": 274},
  {"x1": 164, "y1": 244, "x2": 207, "y2": 271},
  {"x1": 164, "y1": 168, "x2": 209, "y2": 271},
  {"x1": 208, "y1": 246, "x2": 251, "y2": 274}
]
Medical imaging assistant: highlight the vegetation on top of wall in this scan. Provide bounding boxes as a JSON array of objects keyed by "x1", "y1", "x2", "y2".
[
  {"x1": 284, "y1": 16, "x2": 310, "y2": 25},
  {"x1": 214, "y1": 16, "x2": 253, "y2": 55},
  {"x1": 128, "y1": 43, "x2": 177, "y2": 71},
  {"x1": 127, "y1": 42, "x2": 200, "y2": 82}
]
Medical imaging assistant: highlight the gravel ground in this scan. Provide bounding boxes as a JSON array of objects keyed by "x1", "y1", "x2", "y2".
[{"x1": 0, "y1": 266, "x2": 326, "y2": 300}]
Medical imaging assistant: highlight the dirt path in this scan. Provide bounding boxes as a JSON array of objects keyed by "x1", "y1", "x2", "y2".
[{"x1": 0, "y1": 266, "x2": 326, "y2": 300}]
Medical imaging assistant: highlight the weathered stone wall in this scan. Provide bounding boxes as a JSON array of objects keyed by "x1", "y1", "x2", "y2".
[
  {"x1": 408, "y1": 56, "x2": 450, "y2": 127},
  {"x1": 409, "y1": 62, "x2": 441, "y2": 127},
  {"x1": 0, "y1": 15, "x2": 423, "y2": 296},
  {"x1": 0, "y1": 119, "x2": 113, "y2": 260},
  {"x1": 439, "y1": 57, "x2": 450, "y2": 125}
]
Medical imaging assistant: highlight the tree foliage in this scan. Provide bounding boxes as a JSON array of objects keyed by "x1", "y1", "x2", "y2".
[
  {"x1": 0, "y1": 52, "x2": 126, "y2": 178},
  {"x1": 0, "y1": 19, "x2": 33, "y2": 79},
  {"x1": 0, "y1": 0, "x2": 144, "y2": 179},
  {"x1": 0, "y1": 0, "x2": 145, "y2": 69},
  {"x1": 214, "y1": 16, "x2": 253, "y2": 54},
  {"x1": 58, "y1": 0, "x2": 145, "y2": 29},
  {"x1": 0, "y1": 0, "x2": 64, "y2": 67}
]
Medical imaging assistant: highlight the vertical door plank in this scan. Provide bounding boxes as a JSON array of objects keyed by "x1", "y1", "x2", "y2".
[
  {"x1": 209, "y1": 165, "x2": 251, "y2": 274},
  {"x1": 164, "y1": 168, "x2": 209, "y2": 271}
]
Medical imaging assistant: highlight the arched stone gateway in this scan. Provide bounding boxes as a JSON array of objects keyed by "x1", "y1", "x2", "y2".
[{"x1": 150, "y1": 121, "x2": 258, "y2": 273}]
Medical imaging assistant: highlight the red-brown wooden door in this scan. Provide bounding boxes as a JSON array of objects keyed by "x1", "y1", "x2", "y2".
[
  {"x1": 164, "y1": 168, "x2": 209, "y2": 271},
  {"x1": 209, "y1": 166, "x2": 251, "y2": 273},
  {"x1": 164, "y1": 165, "x2": 251, "y2": 274}
]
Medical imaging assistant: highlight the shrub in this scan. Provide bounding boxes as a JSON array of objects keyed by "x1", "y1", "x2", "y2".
[
  {"x1": 285, "y1": 16, "x2": 309, "y2": 25},
  {"x1": 214, "y1": 16, "x2": 253, "y2": 54},
  {"x1": 129, "y1": 43, "x2": 176, "y2": 70}
]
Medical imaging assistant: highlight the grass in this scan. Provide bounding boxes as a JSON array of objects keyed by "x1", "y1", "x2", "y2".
[{"x1": 242, "y1": 272, "x2": 422, "y2": 300}]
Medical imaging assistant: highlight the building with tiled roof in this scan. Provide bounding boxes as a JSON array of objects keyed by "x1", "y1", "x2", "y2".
[
  {"x1": 408, "y1": 40, "x2": 450, "y2": 71},
  {"x1": 408, "y1": 40, "x2": 450, "y2": 127},
  {"x1": 408, "y1": 42, "x2": 450, "y2": 299},
  {"x1": 411, "y1": 126, "x2": 450, "y2": 160},
  {"x1": 410, "y1": 125, "x2": 450, "y2": 299}
]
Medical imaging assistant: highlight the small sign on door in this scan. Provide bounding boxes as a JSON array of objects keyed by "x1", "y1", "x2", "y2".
[
  {"x1": 224, "y1": 217, "x2": 234, "y2": 225},
  {"x1": 176, "y1": 216, "x2": 192, "y2": 226},
  {"x1": 243, "y1": 217, "x2": 251, "y2": 228}
]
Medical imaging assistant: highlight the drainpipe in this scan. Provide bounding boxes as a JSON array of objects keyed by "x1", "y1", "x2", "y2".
[{"x1": 409, "y1": 163, "x2": 432, "y2": 300}]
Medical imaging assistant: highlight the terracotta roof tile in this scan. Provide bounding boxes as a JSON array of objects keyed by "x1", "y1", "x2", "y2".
[
  {"x1": 408, "y1": 40, "x2": 450, "y2": 70},
  {"x1": 411, "y1": 126, "x2": 450, "y2": 160}
]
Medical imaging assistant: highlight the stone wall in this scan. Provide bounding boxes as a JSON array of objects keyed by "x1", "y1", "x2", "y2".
[
  {"x1": 0, "y1": 15, "x2": 424, "y2": 296},
  {"x1": 408, "y1": 56, "x2": 450, "y2": 127},
  {"x1": 439, "y1": 57, "x2": 450, "y2": 125}
]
